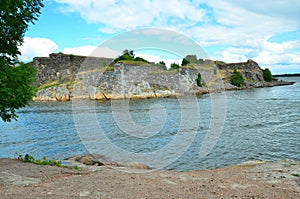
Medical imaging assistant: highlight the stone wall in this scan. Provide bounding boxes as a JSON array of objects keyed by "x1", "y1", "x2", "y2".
[
  {"x1": 32, "y1": 54, "x2": 277, "y2": 101},
  {"x1": 31, "y1": 53, "x2": 114, "y2": 86},
  {"x1": 72, "y1": 64, "x2": 204, "y2": 100}
]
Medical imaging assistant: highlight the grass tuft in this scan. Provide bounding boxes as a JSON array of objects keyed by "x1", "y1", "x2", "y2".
[{"x1": 18, "y1": 154, "x2": 79, "y2": 170}]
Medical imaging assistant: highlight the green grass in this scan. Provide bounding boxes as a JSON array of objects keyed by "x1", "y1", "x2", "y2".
[
  {"x1": 117, "y1": 60, "x2": 149, "y2": 65},
  {"x1": 18, "y1": 154, "x2": 79, "y2": 170},
  {"x1": 181, "y1": 65, "x2": 196, "y2": 69},
  {"x1": 192, "y1": 63, "x2": 217, "y2": 71},
  {"x1": 37, "y1": 80, "x2": 76, "y2": 91},
  {"x1": 38, "y1": 81, "x2": 60, "y2": 91},
  {"x1": 104, "y1": 65, "x2": 115, "y2": 71},
  {"x1": 291, "y1": 173, "x2": 299, "y2": 177}
]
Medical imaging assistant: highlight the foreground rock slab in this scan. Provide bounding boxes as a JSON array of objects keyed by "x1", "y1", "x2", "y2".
[{"x1": 0, "y1": 158, "x2": 299, "y2": 198}]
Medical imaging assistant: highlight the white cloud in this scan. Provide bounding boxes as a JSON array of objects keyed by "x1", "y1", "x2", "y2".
[
  {"x1": 62, "y1": 46, "x2": 121, "y2": 58},
  {"x1": 253, "y1": 51, "x2": 300, "y2": 65},
  {"x1": 19, "y1": 37, "x2": 58, "y2": 62},
  {"x1": 225, "y1": 0, "x2": 300, "y2": 26},
  {"x1": 55, "y1": 0, "x2": 206, "y2": 32},
  {"x1": 62, "y1": 45, "x2": 95, "y2": 56},
  {"x1": 54, "y1": 0, "x2": 300, "y2": 72},
  {"x1": 262, "y1": 41, "x2": 297, "y2": 54},
  {"x1": 213, "y1": 41, "x2": 300, "y2": 68},
  {"x1": 188, "y1": 0, "x2": 299, "y2": 49}
]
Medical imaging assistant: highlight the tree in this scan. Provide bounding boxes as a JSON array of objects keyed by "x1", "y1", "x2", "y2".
[
  {"x1": 123, "y1": 49, "x2": 134, "y2": 58},
  {"x1": 170, "y1": 62, "x2": 180, "y2": 70},
  {"x1": 0, "y1": 63, "x2": 37, "y2": 122},
  {"x1": 230, "y1": 69, "x2": 244, "y2": 87},
  {"x1": 0, "y1": 0, "x2": 44, "y2": 122},
  {"x1": 181, "y1": 58, "x2": 190, "y2": 66},
  {"x1": 0, "y1": 0, "x2": 44, "y2": 63},
  {"x1": 114, "y1": 49, "x2": 135, "y2": 63},
  {"x1": 196, "y1": 73, "x2": 203, "y2": 87},
  {"x1": 159, "y1": 61, "x2": 166, "y2": 66},
  {"x1": 263, "y1": 68, "x2": 273, "y2": 82}
]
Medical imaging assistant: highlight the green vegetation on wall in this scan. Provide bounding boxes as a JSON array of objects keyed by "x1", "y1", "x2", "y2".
[
  {"x1": 196, "y1": 73, "x2": 203, "y2": 87},
  {"x1": 114, "y1": 49, "x2": 150, "y2": 64},
  {"x1": 230, "y1": 69, "x2": 244, "y2": 87}
]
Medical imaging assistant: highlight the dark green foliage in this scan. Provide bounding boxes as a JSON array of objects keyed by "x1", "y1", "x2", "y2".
[
  {"x1": 115, "y1": 54, "x2": 134, "y2": 62},
  {"x1": 263, "y1": 68, "x2": 273, "y2": 82},
  {"x1": 0, "y1": 0, "x2": 44, "y2": 63},
  {"x1": 69, "y1": 54, "x2": 74, "y2": 61},
  {"x1": 123, "y1": 49, "x2": 134, "y2": 58},
  {"x1": 114, "y1": 49, "x2": 150, "y2": 64},
  {"x1": 158, "y1": 61, "x2": 167, "y2": 70},
  {"x1": 181, "y1": 58, "x2": 190, "y2": 66},
  {"x1": 230, "y1": 69, "x2": 244, "y2": 87},
  {"x1": 0, "y1": 62, "x2": 37, "y2": 122},
  {"x1": 0, "y1": 0, "x2": 43, "y2": 122},
  {"x1": 159, "y1": 61, "x2": 166, "y2": 66},
  {"x1": 134, "y1": 57, "x2": 149, "y2": 63},
  {"x1": 20, "y1": 154, "x2": 62, "y2": 166},
  {"x1": 18, "y1": 154, "x2": 79, "y2": 169},
  {"x1": 170, "y1": 62, "x2": 180, "y2": 70},
  {"x1": 114, "y1": 49, "x2": 135, "y2": 62},
  {"x1": 196, "y1": 73, "x2": 203, "y2": 87}
]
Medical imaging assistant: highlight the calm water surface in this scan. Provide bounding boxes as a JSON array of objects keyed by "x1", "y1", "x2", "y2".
[{"x1": 1, "y1": 77, "x2": 299, "y2": 171}]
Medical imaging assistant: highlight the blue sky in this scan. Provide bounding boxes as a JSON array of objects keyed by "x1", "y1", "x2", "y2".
[{"x1": 19, "y1": 0, "x2": 300, "y2": 74}]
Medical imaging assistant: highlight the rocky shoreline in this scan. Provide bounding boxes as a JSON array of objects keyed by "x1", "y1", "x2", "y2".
[
  {"x1": 1, "y1": 157, "x2": 300, "y2": 198},
  {"x1": 33, "y1": 79, "x2": 295, "y2": 101}
]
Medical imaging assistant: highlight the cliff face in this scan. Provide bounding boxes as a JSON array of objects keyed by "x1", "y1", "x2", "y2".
[
  {"x1": 31, "y1": 54, "x2": 293, "y2": 101},
  {"x1": 216, "y1": 59, "x2": 264, "y2": 82}
]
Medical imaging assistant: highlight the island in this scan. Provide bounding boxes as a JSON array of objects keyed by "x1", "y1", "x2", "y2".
[{"x1": 30, "y1": 53, "x2": 294, "y2": 101}]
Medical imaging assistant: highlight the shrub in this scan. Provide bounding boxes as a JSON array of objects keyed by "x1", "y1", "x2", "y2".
[
  {"x1": 181, "y1": 58, "x2": 190, "y2": 66},
  {"x1": 263, "y1": 68, "x2": 273, "y2": 82},
  {"x1": 114, "y1": 49, "x2": 135, "y2": 63},
  {"x1": 18, "y1": 154, "x2": 78, "y2": 169},
  {"x1": 134, "y1": 57, "x2": 149, "y2": 63},
  {"x1": 170, "y1": 62, "x2": 180, "y2": 70},
  {"x1": 159, "y1": 61, "x2": 166, "y2": 65},
  {"x1": 230, "y1": 69, "x2": 244, "y2": 87},
  {"x1": 196, "y1": 73, "x2": 203, "y2": 87}
]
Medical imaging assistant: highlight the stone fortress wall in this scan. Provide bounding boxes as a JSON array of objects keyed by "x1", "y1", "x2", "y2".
[
  {"x1": 32, "y1": 53, "x2": 114, "y2": 86},
  {"x1": 31, "y1": 53, "x2": 271, "y2": 101}
]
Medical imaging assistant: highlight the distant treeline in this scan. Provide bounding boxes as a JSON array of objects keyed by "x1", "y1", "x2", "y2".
[{"x1": 274, "y1": 73, "x2": 300, "y2": 77}]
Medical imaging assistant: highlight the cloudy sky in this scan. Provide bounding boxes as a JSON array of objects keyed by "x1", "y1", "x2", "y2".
[{"x1": 20, "y1": 0, "x2": 300, "y2": 74}]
